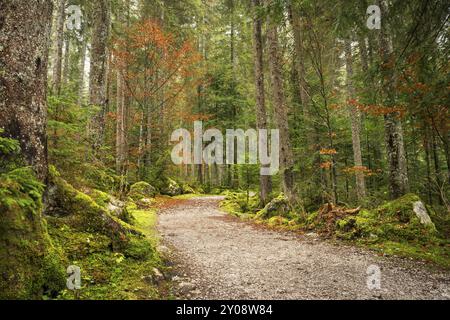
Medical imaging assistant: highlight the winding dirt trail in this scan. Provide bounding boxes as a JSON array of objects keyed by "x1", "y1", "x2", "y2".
[{"x1": 157, "y1": 196, "x2": 450, "y2": 300}]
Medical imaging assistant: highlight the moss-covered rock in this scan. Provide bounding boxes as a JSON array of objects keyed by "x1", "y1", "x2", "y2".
[
  {"x1": 123, "y1": 237, "x2": 155, "y2": 261},
  {"x1": 219, "y1": 191, "x2": 260, "y2": 216},
  {"x1": 267, "y1": 216, "x2": 290, "y2": 227},
  {"x1": 181, "y1": 183, "x2": 196, "y2": 194},
  {"x1": 46, "y1": 167, "x2": 142, "y2": 249},
  {"x1": 129, "y1": 182, "x2": 157, "y2": 201},
  {"x1": 84, "y1": 189, "x2": 134, "y2": 224},
  {"x1": 335, "y1": 194, "x2": 437, "y2": 242},
  {"x1": 160, "y1": 178, "x2": 182, "y2": 197},
  {"x1": 256, "y1": 194, "x2": 291, "y2": 219},
  {"x1": 0, "y1": 167, "x2": 66, "y2": 299}
]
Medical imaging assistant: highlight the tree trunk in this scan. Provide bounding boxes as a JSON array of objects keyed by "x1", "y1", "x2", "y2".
[
  {"x1": 251, "y1": 0, "x2": 272, "y2": 206},
  {"x1": 78, "y1": 36, "x2": 87, "y2": 105},
  {"x1": 62, "y1": 35, "x2": 70, "y2": 84},
  {"x1": 378, "y1": 0, "x2": 409, "y2": 199},
  {"x1": 89, "y1": 0, "x2": 110, "y2": 153},
  {"x1": 288, "y1": 4, "x2": 309, "y2": 119},
  {"x1": 344, "y1": 40, "x2": 367, "y2": 200},
  {"x1": 266, "y1": 4, "x2": 296, "y2": 202},
  {"x1": 116, "y1": 70, "x2": 125, "y2": 174},
  {"x1": 0, "y1": 0, "x2": 54, "y2": 183},
  {"x1": 52, "y1": 0, "x2": 65, "y2": 95},
  {"x1": 432, "y1": 131, "x2": 444, "y2": 205},
  {"x1": 0, "y1": 0, "x2": 57, "y2": 299}
]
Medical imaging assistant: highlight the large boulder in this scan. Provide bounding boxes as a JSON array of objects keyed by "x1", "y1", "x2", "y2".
[
  {"x1": 129, "y1": 182, "x2": 157, "y2": 201},
  {"x1": 161, "y1": 178, "x2": 183, "y2": 197}
]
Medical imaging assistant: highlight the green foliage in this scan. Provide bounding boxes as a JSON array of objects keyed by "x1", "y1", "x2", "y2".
[{"x1": 0, "y1": 129, "x2": 22, "y2": 173}]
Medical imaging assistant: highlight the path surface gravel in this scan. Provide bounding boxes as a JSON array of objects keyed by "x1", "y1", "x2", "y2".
[{"x1": 157, "y1": 196, "x2": 450, "y2": 300}]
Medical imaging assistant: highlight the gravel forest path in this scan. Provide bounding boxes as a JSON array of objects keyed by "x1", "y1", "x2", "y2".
[{"x1": 157, "y1": 196, "x2": 450, "y2": 300}]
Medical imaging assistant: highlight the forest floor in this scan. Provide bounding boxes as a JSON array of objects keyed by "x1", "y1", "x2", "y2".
[{"x1": 158, "y1": 196, "x2": 450, "y2": 300}]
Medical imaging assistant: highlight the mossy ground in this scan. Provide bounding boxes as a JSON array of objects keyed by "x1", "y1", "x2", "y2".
[
  {"x1": 1, "y1": 166, "x2": 168, "y2": 299},
  {"x1": 220, "y1": 192, "x2": 450, "y2": 269},
  {"x1": 47, "y1": 197, "x2": 165, "y2": 300},
  {"x1": 0, "y1": 168, "x2": 66, "y2": 299}
]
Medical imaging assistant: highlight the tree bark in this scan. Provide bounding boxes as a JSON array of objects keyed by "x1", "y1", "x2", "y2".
[
  {"x1": 251, "y1": 0, "x2": 272, "y2": 206},
  {"x1": 0, "y1": 1, "x2": 56, "y2": 298},
  {"x1": 62, "y1": 35, "x2": 70, "y2": 84},
  {"x1": 344, "y1": 40, "x2": 367, "y2": 200},
  {"x1": 116, "y1": 70, "x2": 126, "y2": 174},
  {"x1": 52, "y1": 0, "x2": 65, "y2": 95},
  {"x1": 266, "y1": 2, "x2": 296, "y2": 202},
  {"x1": 89, "y1": 0, "x2": 110, "y2": 152},
  {"x1": 0, "y1": 0, "x2": 54, "y2": 183},
  {"x1": 288, "y1": 4, "x2": 309, "y2": 119},
  {"x1": 378, "y1": 0, "x2": 409, "y2": 199},
  {"x1": 78, "y1": 36, "x2": 87, "y2": 105}
]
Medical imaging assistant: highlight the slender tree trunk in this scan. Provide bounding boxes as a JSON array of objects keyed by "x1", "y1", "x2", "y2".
[
  {"x1": 424, "y1": 127, "x2": 433, "y2": 204},
  {"x1": 288, "y1": 4, "x2": 309, "y2": 120},
  {"x1": 378, "y1": 0, "x2": 409, "y2": 199},
  {"x1": 432, "y1": 131, "x2": 444, "y2": 205},
  {"x1": 116, "y1": 70, "x2": 125, "y2": 174},
  {"x1": 63, "y1": 36, "x2": 70, "y2": 84},
  {"x1": 89, "y1": 0, "x2": 110, "y2": 153},
  {"x1": 52, "y1": 0, "x2": 65, "y2": 95},
  {"x1": 78, "y1": 37, "x2": 87, "y2": 105},
  {"x1": 266, "y1": 4, "x2": 296, "y2": 202},
  {"x1": 251, "y1": 0, "x2": 272, "y2": 206},
  {"x1": 345, "y1": 40, "x2": 367, "y2": 200}
]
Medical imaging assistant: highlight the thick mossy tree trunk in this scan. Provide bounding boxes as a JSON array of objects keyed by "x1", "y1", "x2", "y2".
[
  {"x1": 0, "y1": 0, "x2": 53, "y2": 183},
  {"x1": 0, "y1": 0, "x2": 66, "y2": 299},
  {"x1": 251, "y1": 0, "x2": 272, "y2": 206}
]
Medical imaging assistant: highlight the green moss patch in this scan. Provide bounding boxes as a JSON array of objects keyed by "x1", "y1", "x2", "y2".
[
  {"x1": 0, "y1": 168, "x2": 66, "y2": 299},
  {"x1": 129, "y1": 182, "x2": 157, "y2": 201}
]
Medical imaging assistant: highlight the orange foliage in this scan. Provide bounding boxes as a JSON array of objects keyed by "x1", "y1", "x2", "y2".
[
  {"x1": 320, "y1": 161, "x2": 333, "y2": 170},
  {"x1": 320, "y1": 148, "x2": 337, "y2": 155},
  {"x1": 342, "y1": 166, "x2": 377, "y2": 177}
]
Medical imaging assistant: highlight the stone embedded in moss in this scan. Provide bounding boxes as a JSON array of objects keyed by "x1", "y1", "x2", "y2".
[
  {"x1": 84, "y1": 189, "x2": 134, "y2": 224},
  {"x1": 136, "y1": 197, "x2": 156, "y2": 210},
  {"x1": 129, "y1": 181, "x2": 157, "y2": 201},
  {"x1": 181, "y1": 183, "x2": 196, "y2": 194},
  {"x1": 160, "y1": 178, "x2": 182, "y2": 197},
  {"x1": 256, "y1": 194, "x2": 291, "y2": 219}
]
